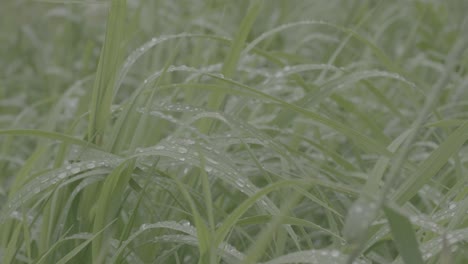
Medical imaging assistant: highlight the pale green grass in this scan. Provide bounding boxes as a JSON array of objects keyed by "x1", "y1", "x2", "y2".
[{"x1": 1, "y1": 0, "x2": 468, "y2": 263}]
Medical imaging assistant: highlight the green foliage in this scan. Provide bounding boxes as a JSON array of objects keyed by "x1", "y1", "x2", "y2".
[{"x1": 1, "y1": 0, "x2": 468, "y2": 263}]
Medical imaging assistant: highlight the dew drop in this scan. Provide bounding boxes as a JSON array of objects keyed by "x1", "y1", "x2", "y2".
[
  {"x1": 353, "y1": 206, "x2": 363, "y2": 213},
  {"x1": 447, "y1": 234, "x2": 458, "y2": 244},
  {"x1": 71, "y1": 167, "x2": 81, "y2": 174},
  {"x1": 180, "y1": 220, "x2": 191, "y2": 227},
  {"x1": 58, "y1": 172, "x2": 67, "y2": 179},
  {"x1": 409, "y1": 215, "x2": 418, "y2": 223},
  {"x1": 178, "y1": 147, "x2": 188, "y2": 154},
  {"x1": 235, "y1": 179, "x2": 245, "y2": 188},
  {"x1": 368, "y1": 202, "x2": 377, "y2": 209},
  {"x1": 330, "y1": 250, "x2": 340, "y2": 257},
  {"x1": 86, "y1": 163, "x2": 96, "y2": 169},
  {"x1": 11, "y1": 211, "x2": 22, "y2": 218},
  {"x1": 275, "y1": 72, "x2": 283, "y2": 78},
  {"x1": 206, "y1": 157, "x2": 218, "y2": 164},
  {"x1": 155, "y1": 145, "x2": 165, "y2": 150}
]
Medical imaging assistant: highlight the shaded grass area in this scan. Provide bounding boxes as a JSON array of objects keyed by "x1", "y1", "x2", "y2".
[{"x1": 1, "y1": 0, "x2": 468, "y2": 263}]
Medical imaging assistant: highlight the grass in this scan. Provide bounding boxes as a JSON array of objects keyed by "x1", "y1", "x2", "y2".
[{"x1": 1, "y1": 0, "x2": 468, "y2": 263}]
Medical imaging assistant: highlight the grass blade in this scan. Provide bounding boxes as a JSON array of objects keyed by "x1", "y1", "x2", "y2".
[
  {"x1": 383, "y1": 205, "x2": 424, "y2": 264},
  {"x1": 393, "y1": 121, "x2": 468, "y2": 204},
  {"x1": 88, "y1": 0, "x2": 127, "y2": 145}
]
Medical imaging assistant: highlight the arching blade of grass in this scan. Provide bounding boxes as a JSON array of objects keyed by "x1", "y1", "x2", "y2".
[
  {"x1": 0, "y1": 129, "x2": 100, "y2": 199},
  {"x1": 57, "y1": 220, "x2": 116, "y2": 264},
  {"x1": 206, "y1": 73, "x2": 392, "y2": 157},
  {"x1": 215, "y1": 180, "x2": 302, "y2": 247},
  {"x1": 237, "y1": 215, "x2": 342, "y2": 241},
  {"x1": 88, "y1": 0, "x2": 126, "y2": 146},
  {"x1": 0, "y1": 129, "x2": 100, "y2": 150},
  {"x1": 393, "y1": 121, "x2": 468, "y2": 205},
  {"x1": 243, "y1": 20, "x2": 404, "y2": 77},
  {"x1": 383, "y1": 205, "x2": 424, "y2": 264}
]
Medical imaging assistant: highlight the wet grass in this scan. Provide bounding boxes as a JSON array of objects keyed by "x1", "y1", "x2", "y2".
[{"x1": 1, "y1": 0, "x2": 468, "y2": 263}]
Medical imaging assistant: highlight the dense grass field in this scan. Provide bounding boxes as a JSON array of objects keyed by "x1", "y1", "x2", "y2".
[{"x1": 1, "y1": 0, "x2": 468, "y2": 263}]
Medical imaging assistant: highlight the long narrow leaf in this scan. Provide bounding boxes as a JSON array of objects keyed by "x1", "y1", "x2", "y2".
[{"x1": 383, "y1": 205, "x2": 424, "y2": 264}]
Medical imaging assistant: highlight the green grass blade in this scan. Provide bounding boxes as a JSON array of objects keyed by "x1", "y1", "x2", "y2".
[
  {"x1": 57, "y1": 220, "x2": 116, "y2": 264},
  {"x1": 221, "y1": 0, "x2": 263, "y2": 78},
  {"x1": 88, "y1": 0, "x2": 127, "y2": 145},
  {"x1": 215, "y1": 180, "x2": 300, "y2": 246},
  {"x1": 393, "y1": 121, "x2": 468, "y2": 204},
  {"x1": 2, "y1": 224, "x2": 21, "y2": 264},
  {"x1": 364, "y1": 128, "x2": 414, "y2": 195},
  {"x1": 383, "y1": 205, "x2": 424, "y2": 264},
  {"x1": 203, "y1": 0, "x2": 263, "y2": 132},
  {"x1": 92, "y1": 159, "x2": 134, "y2": 263}
]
